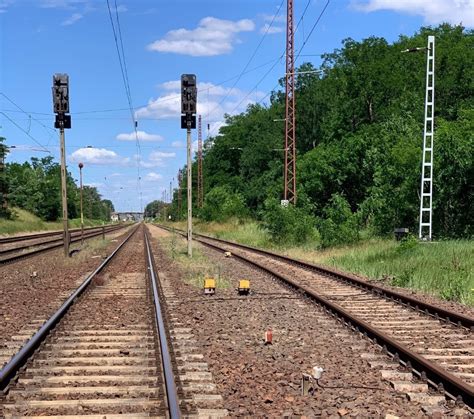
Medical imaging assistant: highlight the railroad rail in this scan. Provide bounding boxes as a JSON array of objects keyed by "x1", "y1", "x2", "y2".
[
  {"x1": 0, "y1": 224, "x2": 181, "y2": 418},
  {"x1": 158, "y1": 224, "x2": 474, "y2": 407},
  {"x1": 0, "y1": 224, "x2": 129, "y2": 264},
  {"x1": 0, "y1": 224, "x2": 123, "y2": 245}
]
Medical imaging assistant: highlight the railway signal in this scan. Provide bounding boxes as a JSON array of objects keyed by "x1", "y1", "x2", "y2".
[
  {"x1": 181, "y1": 74, "x2": 197, "y2": 257},
  {"x1": 52, "y1": 73, "x2": 72, "y2": 256}
]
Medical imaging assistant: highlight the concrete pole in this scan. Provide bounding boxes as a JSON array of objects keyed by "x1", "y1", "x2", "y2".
[
  {"x1": 59, "y1": 126, "x2": 70, "y2": 256},
  {"x1": 187, "y1": 126, "x2": 192, "y2": 257},
  {"x1": 79, "y1": 162, "x2": 84, "y2": 245}
]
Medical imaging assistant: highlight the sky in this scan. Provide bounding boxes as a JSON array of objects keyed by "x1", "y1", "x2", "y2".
[{"x1": 0, "y1": 0, "x2": 472, "y2": 213}]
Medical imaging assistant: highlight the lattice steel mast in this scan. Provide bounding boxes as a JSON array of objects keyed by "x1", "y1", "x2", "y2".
[
  {"x1": 284, "y1": 0, "x2": 297, "y2": 204},
  {"x1": 419, "y1": 36, "x2": 435, "y2": 240},
  {"x1": 197, "y1": 115, "x2": 204, "y2": 208}
]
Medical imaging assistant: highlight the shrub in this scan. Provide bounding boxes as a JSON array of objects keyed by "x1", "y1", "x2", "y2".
[
  {"x1": 318, "y1": 194, "x2": 359, "y2": 248},
  {"x1": 201, "y1": 186, "x2": 248, "y2": 222},
  {"x1": 261, "y1": 198, "x2": 318, "y2": 245}
]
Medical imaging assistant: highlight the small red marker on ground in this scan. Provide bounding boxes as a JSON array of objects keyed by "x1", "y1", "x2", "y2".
[{"x1": 264, "y1": 329, "x2": 272, "y2": 345}]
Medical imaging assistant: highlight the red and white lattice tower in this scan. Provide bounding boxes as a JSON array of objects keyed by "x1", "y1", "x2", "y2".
[{"x1": 284, "y1": 0, "x2": 296, "y2": 204}]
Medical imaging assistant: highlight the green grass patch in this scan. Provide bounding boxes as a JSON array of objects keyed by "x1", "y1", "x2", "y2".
[
  {"x1": 165, "y1": 219, "x2": 474, "y2": 306},
  {"x1": 158, "y1": 230, "x2": 231, "y2": 289},
  {"x1": 323, "y1": 238, "x2": 474, "y2": 306},
  {"x1": 0, "y1": 208, "x2": 108, "y2": 236}
]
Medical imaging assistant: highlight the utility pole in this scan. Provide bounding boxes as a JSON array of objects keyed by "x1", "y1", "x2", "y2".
[
  {"x1": 283, "y1": 0, "x2": 296, "y2": 205},
  {"x1": 197, "y1": 115, "x2": 204, "y2": 208},
  {"x1": 181, "y1": 74, "x2": 197, "y2": 257},
  {"x1": 52, "y1": 74, "x2": 72, "y2": 256},
  {"x1": 78, "y1": 162, "x2": 84, "y2": 244},
  {"x1": 169, "y1": 181, "x2": 172, "y2": 204}
]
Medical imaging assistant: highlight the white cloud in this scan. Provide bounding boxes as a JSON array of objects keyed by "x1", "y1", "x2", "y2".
[
  {"x1": 116, "y1": 130, "x2": 164, "y2": 142},
  {"x1": 144, "y1": 172, "x2": 163, "y2": 181},
  {"x1": 0, "y1": 0, "x2": 13, "y2": 13},
  {"x1": 261, "y1": 13, "x2": 286, "y2": 23},
  {"x1": 61, "y1": 12, "x2": 83, "y2": 25},
  {"x1": 41, "y1": 0, "x2": 88, "y2": 9},
  {"x1": 136, "y1": 80, "x2": 265, "y2": 127},
  {"x1": 260, "y1": 23, "x2": 285, "y2": 34},
  {"x1": 147, "y1": 16, "x2": 255, "y2": 56},
  {"x1": 172, "y1": 140, "x2": 184, "y2": 148},
  {"x1": 70, "y1": 147, "x2": 130, "y2": 166},
  {"x1": 353, "y1": 0, "x2": 474, "y2": 26},
  {"x1": 84, "y1": 182, "x2": 104, "y2": 188},
  {"x1": 150, "y1": 151, "x2": 176, "y2": 159}
]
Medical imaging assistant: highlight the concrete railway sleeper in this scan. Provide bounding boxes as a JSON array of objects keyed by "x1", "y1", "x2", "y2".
[
  {"x1": 158, "y1": 225, "x2": 474, "y2": 409},
  {"x1": 0, "y1": 224, "x2": 182, "y2": 418}
]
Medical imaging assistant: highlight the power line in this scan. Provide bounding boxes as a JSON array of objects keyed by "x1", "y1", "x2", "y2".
[
  {"x1": 0, "y1": 112, "x2": 51, "y2": 153},
  {"x1": 209, "y1": 0, "x2": 331, "y2": 137},
  {"x1": 0, "y1": 93, "x2": 58, "y2": 149},
  {"x1": 205, "y1": 0, "x2": 285, "y2": 122},
  {"x1": 295, "y1": 0, "x2": 331, "y2": 62},
  {"x1": 106, "y1": 0, "x2": 143, "y2": 212}
]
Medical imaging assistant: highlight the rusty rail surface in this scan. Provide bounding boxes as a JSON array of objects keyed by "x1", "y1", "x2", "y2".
[
  {"x1": 0, "y1": 224, "x2": 130, "y2": 264},
  {"x1": 157, "y1": 224, "x2": 473, "y2": 406}
]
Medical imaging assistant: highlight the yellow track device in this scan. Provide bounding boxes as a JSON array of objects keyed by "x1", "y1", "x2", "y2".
[
  {"x1": 238, "y1": 279, "x2": 250, "y2": 295},
  {"x1": 204, "y1": 278, "x2": 216, "y2": 295}
]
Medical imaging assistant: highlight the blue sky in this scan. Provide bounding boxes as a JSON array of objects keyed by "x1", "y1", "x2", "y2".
[{"x1": 1, "y1": 0, "x2": 472, "y2": 212}]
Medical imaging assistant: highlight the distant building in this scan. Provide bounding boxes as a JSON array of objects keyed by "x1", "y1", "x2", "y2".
[{"x1": 110, "y1": 212, "x2": 143, "y2": 222}]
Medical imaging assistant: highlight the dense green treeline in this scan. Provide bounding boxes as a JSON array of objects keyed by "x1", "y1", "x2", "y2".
[
  {"x1": 168, "y1": 24, "x2": 473, "y2": 245},
  {"x1": 0, "y1": 142, "x2": 114, "y2": 223}
]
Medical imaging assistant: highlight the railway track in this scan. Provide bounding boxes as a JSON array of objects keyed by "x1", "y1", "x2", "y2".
[
  {"x1": 0, "y1": 224, "x2": 129, "y2": 264},
  {"x1": 0, "y1": 225, "x2": 181, "y2": 418},
  {"x1": 159, "y1": 225, "x2": 474, "y2": 409},
  {"x1": 0, "y1": 224, "x2": 123, "y2": 245}
]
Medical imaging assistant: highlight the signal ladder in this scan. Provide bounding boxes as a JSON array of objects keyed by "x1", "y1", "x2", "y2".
[{"x1": 419, "y1": 35, "x2": 435, "y2": 240}]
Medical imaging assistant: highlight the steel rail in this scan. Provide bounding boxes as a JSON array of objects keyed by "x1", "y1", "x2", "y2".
[
  {"x1": 159, "y1": 225, "x2": 473, "y2": 330},
  {"x1": 144, "y1": 227, "x2": 181, "y2": 419},
  {"x1": 0, "y1": 225, "x2": 140, "y2": 392},
  {"x1": 197, "y1": 234, "x2": 474, "y2": 329},
  {"x1": 158, "y1": 224, "x2": 473, "y2": 406},
  {"x1": 0, "y1": 224, "x2": 124, "y2": 245},
  {"x1": 0, "y1": 225, "x2": 124, "y2": 257},
  {"x1": 0, "y1": 224, "x2": 129, "y2": 265}
]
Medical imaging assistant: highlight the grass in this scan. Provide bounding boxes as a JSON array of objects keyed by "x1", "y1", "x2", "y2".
[
  {"x1": 164, "y1": 219, "x2": 474, "y2": 306},
  {"x1": 0, "y1": 208, "x2": 109, "y2": 236},
  {"x1": 158, "y1": 229, "x2": 231, "y2": 289}
]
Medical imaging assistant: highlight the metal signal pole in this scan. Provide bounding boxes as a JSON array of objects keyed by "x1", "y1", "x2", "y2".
[
  {"x1": 78, "y1": 162, "x2": 84, "y2": 245},
  {"x1": 177, "y1": 170, "x2": 182, "y2": 219},
  {"x1": 197, "y1": 115, "x2": 204, "y2": 208},
  {"x1": 59, "y1": 127, "x2": 69, "y2": 255},
  {"x1": 181, "y1": 74, "x2": 197, "y2": 257},
  {"x1": 284, "y1": 0, "x2": 297, "y2": 205},
  {"x1": 186, "y1": 125, "x2": 192, "y2": 255},
  {"x1": 52, "y1": 73, "x2": 72, "y2": 256}
]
